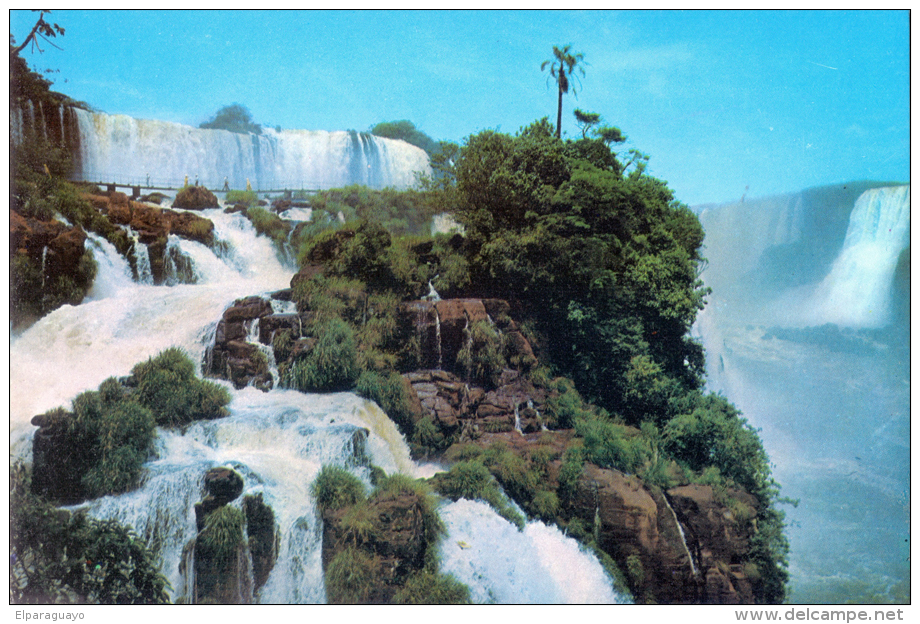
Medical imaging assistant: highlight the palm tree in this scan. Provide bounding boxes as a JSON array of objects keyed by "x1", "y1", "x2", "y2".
[{"x1": 541, "y1": 45, "x2": 586, "y2": 139}]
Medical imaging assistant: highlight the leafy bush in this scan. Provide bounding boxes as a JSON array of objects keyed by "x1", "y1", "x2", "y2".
[
  {"x1": 312, "y1": 466, "x2": 366, "y2": 511},
  {"x1": 392, "y1": 571, "x2": 471, "y2": 604},
  {"x1": 355, "y1": 370, "x2": 416, "y2": 434},
  {"x1": 284, "y1": 318, "x2": 359, "y2": 392},
  {"x1": 372, "y1": 474, "x2": 445, "y2": 555},
  {"x1": 324, "y1": 547, "x2": 377, "y2": 604},
  {"x1": 130, "y1": 347, "x2": 231, "y2": 427},
  {"x1": 456, "y1": 320, "x2": 506, "y2": 388},
  {"x1": 10, "y1": 463, "x2": 170, "y2": 604},
  {"x1": 225, "y1": 190, "x2": 259, "y2": 206},
  {"x1": 431, "y1": 461, "x2": 526, "y2": 530},
  {"x1": 575, "y1": 413, "x2": 648, "y2": 474},
  {"x1": 198, "y1": 505, "x2": 245, "y2": 563}
]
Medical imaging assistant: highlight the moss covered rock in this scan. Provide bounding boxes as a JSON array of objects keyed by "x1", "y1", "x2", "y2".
[{"x1": 173, "y1": 185, "x2": 219, "y2": 210}]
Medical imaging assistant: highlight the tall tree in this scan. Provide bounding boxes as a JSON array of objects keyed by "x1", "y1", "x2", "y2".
[{"x1": 541, "y1": 45, "x2": 586, "y2": 139}]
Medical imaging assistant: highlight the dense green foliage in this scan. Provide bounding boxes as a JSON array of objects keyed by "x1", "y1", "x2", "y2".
[
  {"x1": 312, "y1": 465, "x2": 367, "y2": 511},
  {"x1": 10, "y1": 464, "x2": 171, "y2": 604},
  {"x1": 198, "y1": 506, "x2": 245, "y2": 563},
  {"x1": 199, "y1": 103, "x2": 262, "y2": 134},
  {"x1": 129, "y1": 347, "x2": 231, "y2": 427},
  {"x1": 32, "y1": 349, "x2": 231, "y2": 500},
  {"x1": 308, "y1": 185, "x2": 441, "y2": 236},
  {"x1": 451, "y1": 118, "x2": 709, "y2": 423},
  {"x1": 284, "y1": 317, "x2": 360, "y2": 392},
  {"x1": 370, "y1": 120, "x2": 439, "y2": 156},
  {"x1": 56, "y1": 380, "x2": 157, "y2": 499},
  {"x1": 392, "y1": 571, "x2": 472, "y2": 604},
  {"x1": 430, "y1": 460, "x2": 526, "y2": 529}
]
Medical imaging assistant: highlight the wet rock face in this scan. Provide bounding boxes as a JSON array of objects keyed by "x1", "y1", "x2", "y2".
[
  {"x1": 190, "y1": 468, "x2": 279, "y2": 604},
  {"x1": 82, "y1": 189, "x2": 217, "y2": 284},
  {"x1": 206, "y1": 296, "x2": 281, "y2": 391}
]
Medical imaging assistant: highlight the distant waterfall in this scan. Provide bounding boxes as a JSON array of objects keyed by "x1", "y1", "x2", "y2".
[
  {"x1": 808, "y1": 186, "x2": 910, "y2": 328},
  {"x1": 71, "y1": 109, "x2": 431, "y2": 191}
]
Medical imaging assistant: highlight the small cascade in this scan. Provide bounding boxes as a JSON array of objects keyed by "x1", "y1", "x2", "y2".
[
  {"x1": 528, "y1": 399, "x2": 549, "y2": 432},
  {"x1": 40, "y1": 246, "x2": 49, "y2": 289},
  {"x1": 439, "y1": 499, "x2": 628, "y2": 604},
  {"x1": 424, "y1": 280, "x2": 441, "y2": 302},
  {"x1": 130, "y1": 234, "x2": 154, "y2": 285},
  {"x1": 662, "y1": 495, "x2": 698, "y2": 576},
  {"x1": 435, "y1": 309, "x2": 443, "y2": 370},
  {"x1": 85, "y1": 234, "x2": 135, "y2": 301},
  {"x1": 164, "y1": 236, "x2": 197, "y2": 286},
  {"x1": 513, "y1": 401, "x2": 523, "y2": 434}
]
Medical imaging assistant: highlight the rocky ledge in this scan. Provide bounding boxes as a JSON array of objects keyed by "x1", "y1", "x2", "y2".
[{"x1": 202, "y1": 290, "x2": 765, "y2": 603}]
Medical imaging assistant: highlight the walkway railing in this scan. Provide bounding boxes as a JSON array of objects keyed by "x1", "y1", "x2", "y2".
[{"x1": 71, "y1": 172, "x2": 321, "y2": 195}]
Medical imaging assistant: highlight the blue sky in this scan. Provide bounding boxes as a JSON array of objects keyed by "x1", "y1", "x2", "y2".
[{"x1": 10, "y1": 9, "x2": 910, "y2": 205}]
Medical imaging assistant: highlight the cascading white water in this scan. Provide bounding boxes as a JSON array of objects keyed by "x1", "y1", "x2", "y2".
[
  {"x1": 806, "y1": 186, "x2": 909, "y2": 328},
  {"x1": 72, "y1": 110, "x2": 431, "y2": 191},
  {"x1": 439, "y1": 499, "x2": 626, "y2": 604},
  {"x1": 11, "y1": 204, "x2": 625, "y2": 604}
]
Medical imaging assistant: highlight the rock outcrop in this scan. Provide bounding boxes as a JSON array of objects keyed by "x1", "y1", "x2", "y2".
[
  {"x1": 187, "y1": 467, "x2": 279, "y2": 604},
  {"x1": 85, "y1": 190, "x2": 216, "y2": 284},
  {"x1": 173, "y1": 185, "x2": 219, "y2": 210},
  {"x1": 10, "y1": 211, "x2": 94, "y2": 328},
  {"x1": 320, "y1": 488, "x2": 431, "y2": 604}
]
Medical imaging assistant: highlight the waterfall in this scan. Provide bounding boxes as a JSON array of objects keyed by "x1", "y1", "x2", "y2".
[
  {"x1": 70, "y1": 109, "x2": 431, "y2": 191},
  {"x1": 10, "y1": 201, "x2": 625, "y2": 603},
  {"x1": 439, "y1": 499, "x2": 626, "y2": 604},
  {"x1": 661, "y1": 495, "x2": 697, "y2": 576},
  {"x1": 806, "y1": 186, "x2": 910, "y2": 328},
  {"x1": 694, "y1": 182, "x2": 910, "y2": 603}
]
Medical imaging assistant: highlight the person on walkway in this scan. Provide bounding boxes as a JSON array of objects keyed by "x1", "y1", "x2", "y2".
[
  {"x1": 246, "y1": 178, "x2": 252, "y2": 191},
  {"x1": 195, "y1": 174, "x2": 199, "y2": 186},
  {"x1": 184, "y1": 174, "x2": 189, "y2": 187},
  {"x1": 146, "y1": 173, "x2": 150, "y2": 186},
  {"x1": 223, "y1": 177, "x2": 230, "y2": 191}
]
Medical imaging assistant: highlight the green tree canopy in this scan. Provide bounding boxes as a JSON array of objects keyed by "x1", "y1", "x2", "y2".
[
  {"x1": 370, "y1": 120, "x2": 439, "y2": 155},
  {"x1": 452, "y1": 118, "x2": 708, "y2": 420},
  {"x1": 200, "y1": 103, "x2": 262, "y2": 134}
]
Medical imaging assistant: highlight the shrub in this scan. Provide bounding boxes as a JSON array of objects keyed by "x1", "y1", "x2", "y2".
[
  {"x1": 130, "y1": 348, "x2": 231, "y2": 427},
  {"x1": 456, "y1": 320, "x2": 506, "y2": 388},
  {"x1": 373, "y1": 474, "x2": 445, "y2": 554},
  {"x1": 10, "y1": 463, "x2": 170, "y2": 604},
  {"x1": 355, "y1": 370, "x2": 416, "y2": 434},
  {"x1": 431, "y1": 460, "x2": 527, "y2": 530},
  {"x1": 198, "y1": 505, "x2": 245, "y2": 563},
  {"x1": 285, "y1": 318, "x2": 359, "y2": 392},
  {"x1": 575, "y1": 413, "x2": 648, "y2": 474},
  {"x1": 530, "y1": 490, "x2": 560, "y2": 521},
  {"x1": 324, "y1": 547, "x2": 377, "y2": 604},
  {"x1": 225, "y1": 190, "x2": 259, "y2": 206},
  {"x1": 246, "y1": 206, "x2": 291, "y2": 249},
  {"x1": 392, "y1": 571, "x2": 472, "y2": 604},
  {"x1": 312, "y1": 466, "x2": 366, "y2": 511},
  {"x1": 480, "y1": 443, "x2": 538, "y2": 506}
]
